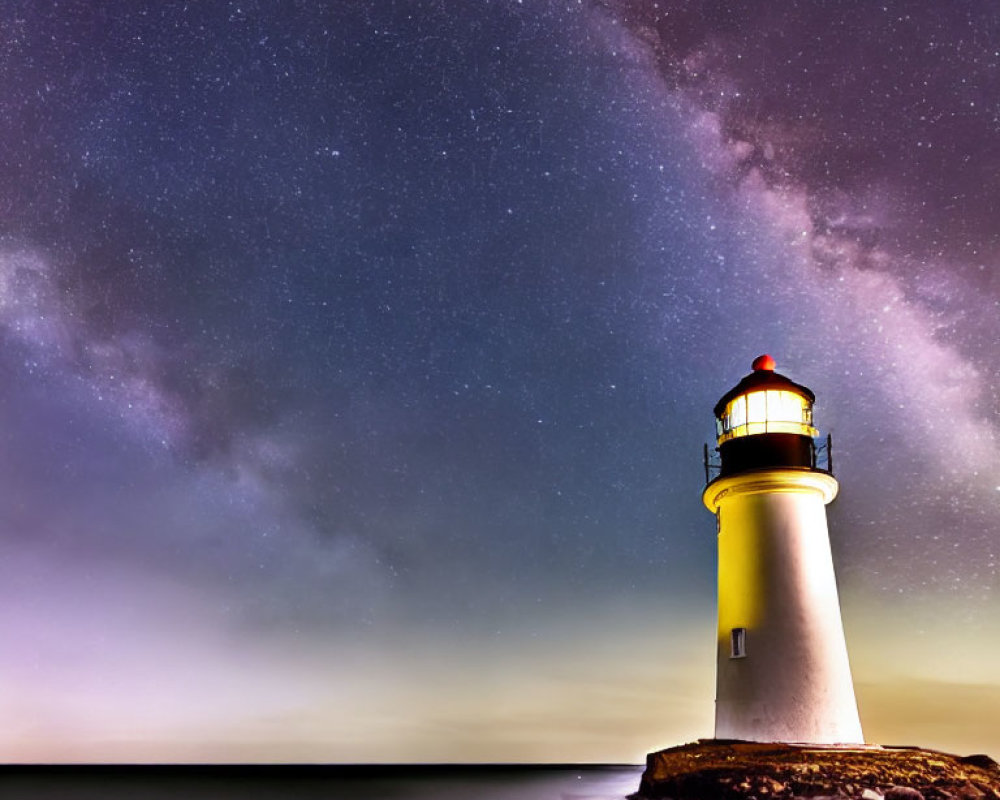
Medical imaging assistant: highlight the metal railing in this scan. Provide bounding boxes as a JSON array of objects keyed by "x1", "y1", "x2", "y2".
[
  {"x1": 703, "y1": 433, "x2": 834, "y2": 485},
  {"x1": 815, "y1": 433, "x2": 834, "y2": 474},
  {"x1": 703, "y1": 443, "x2": 720, "y2": 484}
]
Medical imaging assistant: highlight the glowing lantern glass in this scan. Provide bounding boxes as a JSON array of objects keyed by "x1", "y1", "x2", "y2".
[{"x1": 716, "y1": 389, "x2": 816, "y2": 443}]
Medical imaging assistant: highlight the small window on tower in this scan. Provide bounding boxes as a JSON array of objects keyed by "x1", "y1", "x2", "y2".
[{"x1": 730, "y1": 627, "x2": 747, "y2": 659}]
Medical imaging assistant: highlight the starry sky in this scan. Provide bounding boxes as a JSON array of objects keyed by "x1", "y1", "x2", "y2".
[{"x1": 0, "y1": 0, "x2": 998, "y2": 763}]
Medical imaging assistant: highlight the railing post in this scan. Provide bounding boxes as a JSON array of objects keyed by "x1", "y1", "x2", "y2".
[
  {"x1": 703, "y1": 443, "x2": 710, "y2": 485},
  {"x1": 827, "y1": 433, "x2": 833, "y2": 474}
]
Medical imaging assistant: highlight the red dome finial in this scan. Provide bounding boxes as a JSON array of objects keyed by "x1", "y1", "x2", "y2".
[{"x1": 752, "y1": 354, "x2": 776, "y2": 372}]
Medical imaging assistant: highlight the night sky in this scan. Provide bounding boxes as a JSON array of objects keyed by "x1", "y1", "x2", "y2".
[{"x1": 1, "y1": 1, "x2": 998, "y2": 763}]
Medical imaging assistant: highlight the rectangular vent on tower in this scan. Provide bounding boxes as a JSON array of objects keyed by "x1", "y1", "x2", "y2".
[{"x1": 730, "y1": 627, "x2": 747, "y2": 659}]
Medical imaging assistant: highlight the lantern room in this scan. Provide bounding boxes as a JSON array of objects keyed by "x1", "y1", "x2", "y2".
[{"x1": 711, "y1": 355, "x2": 824, "y2": 478}]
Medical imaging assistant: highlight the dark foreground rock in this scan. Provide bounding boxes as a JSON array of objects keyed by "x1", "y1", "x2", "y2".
[{"x1": 635, "y1": 740, "x2": 1000, "y2": 800}]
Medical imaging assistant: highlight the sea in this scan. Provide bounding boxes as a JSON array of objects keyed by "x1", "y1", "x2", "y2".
[{"x1": 0, "y1": 764, "x2": 645, "y2": 800}]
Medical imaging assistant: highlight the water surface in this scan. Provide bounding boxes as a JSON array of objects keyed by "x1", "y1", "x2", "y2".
[{"x1": 0, "y1": 764, "x2": 644, "y2": 800}]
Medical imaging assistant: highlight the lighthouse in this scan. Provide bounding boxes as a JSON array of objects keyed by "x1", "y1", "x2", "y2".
[{"x1": 703, "y1": 355, "x2": 863, "y2": 745}]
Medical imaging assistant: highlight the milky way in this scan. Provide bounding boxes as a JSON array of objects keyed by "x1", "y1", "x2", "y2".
[
  {"x1": 601, "y1": 1, "x2": 1000, "y2": 590},
  {"x1": 0, "y1": 1, "x2": 997, "y2": 762}
]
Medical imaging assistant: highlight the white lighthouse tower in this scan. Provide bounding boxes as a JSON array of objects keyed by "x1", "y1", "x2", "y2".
[{"x1": 703, "y1": 355, "x2": 863, "y2": 745}]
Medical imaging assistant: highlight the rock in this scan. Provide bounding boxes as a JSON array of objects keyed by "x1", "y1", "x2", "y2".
[
  {"x1": 956, "y1": 782, "x2": 986, "y2": 800},
  {"x1": 961, "y1": 757, "x2": 1000, "y2": 772},
  {"x1": 756, "y1": 776, "x2": 786, "y2": 795},
  {"x1": 884, "y1": 788, "x2": 924, "y2": 800},
  {"x1": 795, "y1": 796, "x2": 850, "y2": 800},
  {"x1": 637, "y1": 741, "x2": 1000, "y2": 800}
]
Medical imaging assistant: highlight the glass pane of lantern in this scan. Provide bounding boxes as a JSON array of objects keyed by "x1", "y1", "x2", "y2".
[
  {"x1": 743, "y1": 392, "x2": 765, "y2": 435},
  {"x1": 791, "y1": 391, "x2": 807, "y2": 422},
  {"x1": 785, "y1": 391, "x2": 799, "y2": 422},
  {"x1": 728, "y1": 395, "x2": 746, "y2": 430},
  {"x1": 765, "y1": 390, "x2": 782, "y2": 421},
  {"x1": 793, "y1": 391, "x2": 807, "y2": 422},
  {"x1": 770, "y1": 390, "x2": 800, "y2": 423}
]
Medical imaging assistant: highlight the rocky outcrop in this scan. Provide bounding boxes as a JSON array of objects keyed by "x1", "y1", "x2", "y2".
[{"x1": 635, "y1": 740, "x2": 1000, "y2": 800}]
